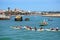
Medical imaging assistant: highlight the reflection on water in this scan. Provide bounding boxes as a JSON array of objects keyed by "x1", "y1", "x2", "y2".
[{"x1": 0, "y1": 15, "x2": 60, "y2": 40}]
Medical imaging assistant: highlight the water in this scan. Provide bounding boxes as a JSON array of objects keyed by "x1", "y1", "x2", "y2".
[{"x1": 0, "y1": 15, "x2": 60, "y2": 40}]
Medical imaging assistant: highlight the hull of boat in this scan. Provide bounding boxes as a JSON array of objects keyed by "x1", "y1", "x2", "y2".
[
  {"x1": 0, "y1": 18, "x2": 10, "y2": 20},
  {"x1": 15, "y1": 18, "x2": 22, "y2": 21}
]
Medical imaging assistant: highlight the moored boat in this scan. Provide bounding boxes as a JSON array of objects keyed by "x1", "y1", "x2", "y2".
[
  {"x1": 25, "y1": 18, "x2": 30, "y2": 21},
  {"x1": 0, "y1": 14, "x2": 10, "y2": 20},
  {"x1": 15, "y1": 15, "x2": 23, "y2": 21}
]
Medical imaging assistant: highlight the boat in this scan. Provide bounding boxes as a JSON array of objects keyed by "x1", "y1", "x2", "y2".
[
  {"x1": 40, "y1": 19, "x2": 48, "y2": 26},
  {"x1": 0, "y1": 14, "x2": 10, "y2": 20},
  {"x1": 23, "y1": 26, "x2": 32, "y2": 30},
  {"x1": 10, "y1": 26, "x2": 21, "y2": 29},
  {"x1": 25, "y1": 18, "x2": 30, "y2": 21},
  {"x1": 15, "y1": 15, "x2": 23, "y2": 21},
  {"x1": 45, "y1": 29, "x2": 60, "y2": 31},
  {"x1": 37, "y1": 29, "x2": 44, "y2": 31}
]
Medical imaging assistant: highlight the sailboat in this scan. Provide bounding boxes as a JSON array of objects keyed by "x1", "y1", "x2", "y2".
[{"x1": 40, "y1": 19, "x2": 48, "y2": 26}]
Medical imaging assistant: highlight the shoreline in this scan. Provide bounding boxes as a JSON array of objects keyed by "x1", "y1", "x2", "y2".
[
  {"x1": 41, "y1": 14, "x2": 60, "y2": 17},
  {"x1": 0, "y1": 14, "x2": 60, "y2": 17}
]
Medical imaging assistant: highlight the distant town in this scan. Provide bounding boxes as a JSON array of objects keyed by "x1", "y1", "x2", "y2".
[{"x1": 0, "y1": 7, "x2": 60, "y2": 16}]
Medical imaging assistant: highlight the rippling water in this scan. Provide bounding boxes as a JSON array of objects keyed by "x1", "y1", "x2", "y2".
[{"x1": 0, "y1": 15, "x2": 60, "y2": 40}]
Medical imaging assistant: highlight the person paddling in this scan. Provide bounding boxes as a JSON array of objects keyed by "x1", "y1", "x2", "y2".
[
  {"x1": 50, "y1": 28, "x2": 54, "y2": 30},
  {"x1": 40, "y1": 27, "x2": 43, "y2": 30},
  {"x1": 29, "y1": 27, "x2": 32, "y2": 30},
  {"x1": 34, "y1": 27, "x2": 37, "y2": 31},
  {"x1": 56, "y1": 27, "x2": 59, "y2": 31}
]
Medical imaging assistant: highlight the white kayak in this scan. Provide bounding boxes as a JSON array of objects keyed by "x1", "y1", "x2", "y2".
[
  {"x1": 24, "y1": 28, "x2": 60, "y2": 32},
  {"x1": 10, "y1": 26, "x2": 20, "y2": 29},
  {"x1": 25, "y1": 28, "x2": 31, "y2": 30},
  {"x1": 25, "y1": 28, "x2": 44, "y2": 31},
  {"x1": 45, "y1": 29, "x2": 60, "y2": 31},
  {"x1": 37, "y1": 29, "x2": 45, "y2": 31},
  {"x1": 10, "y1": 26, "x2": 60, "y2": 32}
]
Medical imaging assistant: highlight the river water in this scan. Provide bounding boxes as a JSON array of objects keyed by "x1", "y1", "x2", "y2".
[{"x1": 0, "y1": 15, "x2": 60, "y2": 40}]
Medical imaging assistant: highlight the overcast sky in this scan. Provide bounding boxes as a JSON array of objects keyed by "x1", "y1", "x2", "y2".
[{"x1": 0, "y1": 0, "x2": 60, "y2": 11}]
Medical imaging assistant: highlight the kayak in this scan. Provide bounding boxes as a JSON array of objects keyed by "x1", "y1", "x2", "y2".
[
  {"x1": 25, "y1": 28, "x2": 60, "y2": 32},
  {"x1": 45, "y1": 29, "x2": 60, "y2": 31},
  {"x1": 37, "y1": 29, "x2": 44, "y2": 31},
  {"x1": 10, "y1": 26, "x2": 60, "y2": 32},
  {"x1": 25, "y1": 28, "x2": 31, "y2": 30},
  {"x1": 10, "y1": 26, "x2": 20, "y2": 29}
]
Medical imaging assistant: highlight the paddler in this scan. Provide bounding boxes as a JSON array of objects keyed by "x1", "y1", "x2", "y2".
[
  {"x1": 40, "y1": 27, "x2": 43, "y2": 30},
  {"x1": 55, "y1": 27, "x2": 59, "y2": 31},
  {"x1": 50, "y1": 28, "x2": 54, "y2": 30},
  {"x1": 34, "y1": 27, "x2": 37, "y2": 31}
]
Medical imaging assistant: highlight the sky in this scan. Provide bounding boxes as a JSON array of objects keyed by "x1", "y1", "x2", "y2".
[{"x1": 0, "y1": 0, "x2": 60, "y2": 11}]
